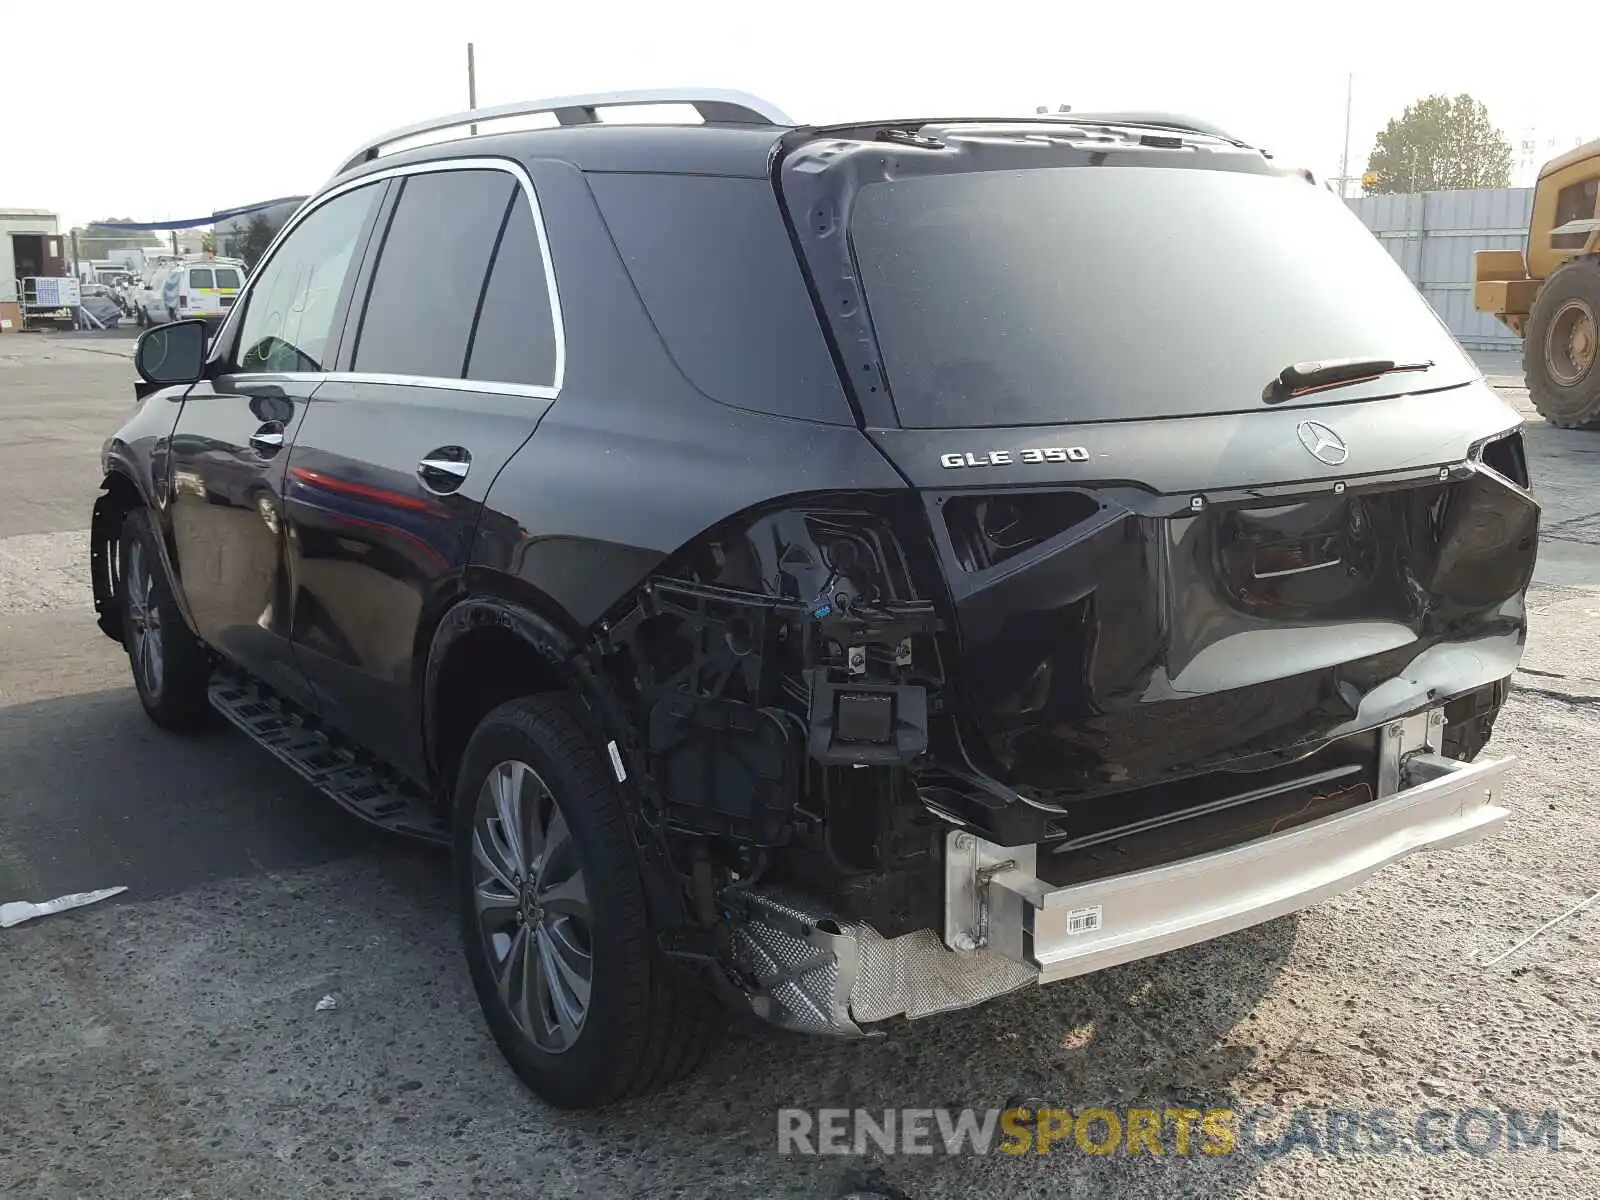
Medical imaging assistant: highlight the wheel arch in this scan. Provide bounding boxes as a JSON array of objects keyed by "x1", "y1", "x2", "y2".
[
  {"x1": 90, "y1": 465, "x2": 150, "y2": 642},
  {"x1": 420, "y1": 573, "x2": 629, "y2": 805}
]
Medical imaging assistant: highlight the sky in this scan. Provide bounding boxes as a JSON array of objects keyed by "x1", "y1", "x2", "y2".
[{"x1": 3, "y1": 0, "x2": 1591, "y2": 231}]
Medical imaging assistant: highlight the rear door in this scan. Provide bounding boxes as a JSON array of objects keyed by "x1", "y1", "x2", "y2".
[
  {"x1": 183, "y1": 267, "x2": 216, "y2": 319},
  {"x1": 282, "y1": 160, "x2": 562, "y2": 778},
  {"x1": 183, "y1": 265, "x2": 242, "y2": 321},
  {"x1": 213, "y1": 263, "x2": 244, "y2": 318},
  {"x1": 166, "y1": 179, "x2": 388, "y2": 707}
]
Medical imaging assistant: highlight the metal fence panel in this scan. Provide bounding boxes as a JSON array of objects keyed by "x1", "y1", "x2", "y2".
[{"x1": 1347, "y1": 187, "x2": 1533, "y2": 350}]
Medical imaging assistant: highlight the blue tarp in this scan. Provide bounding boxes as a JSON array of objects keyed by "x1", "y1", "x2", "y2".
[{"x1": 95, "y1": 196, "x2": 307, "y2": 232}]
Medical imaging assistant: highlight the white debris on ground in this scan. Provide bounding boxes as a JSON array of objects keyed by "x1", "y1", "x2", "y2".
[{"x1": 1, "y1": 886, "x2": 127, "y2": 928}]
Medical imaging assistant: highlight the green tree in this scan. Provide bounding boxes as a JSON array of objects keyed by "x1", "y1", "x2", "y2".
[
  {"x1": 1362, "y1": 94, "x2": 1513, "y2": 194},
  {"x1": 200, "y1": 230, "x2": 217, "y2": 254},
  {"x1": 234, "y1": 214, "x2": 279, "y2": 271},
  {"x1": 68, "y1": 218, "x2": 162, "y2": 259}
]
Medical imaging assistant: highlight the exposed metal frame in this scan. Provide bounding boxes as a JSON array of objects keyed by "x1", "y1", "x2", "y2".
[
  {"x1": 207, "y1": 156, "x2": 565, "y2": 400},
  {"x1": 333, "y1": 88, "x2": 796, "y2": 177}
]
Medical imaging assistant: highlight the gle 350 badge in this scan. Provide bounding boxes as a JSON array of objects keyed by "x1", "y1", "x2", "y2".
[{"x1": 940, "y1": 446, "x2": 1090, "y2": 469}]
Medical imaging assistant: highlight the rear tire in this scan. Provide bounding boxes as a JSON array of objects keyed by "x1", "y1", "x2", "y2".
[
  {"x1": 119, "y1": 508, "x2": 214, "y2": 730},
  {"x1": 453, "y1": 694, "x2": 720, "y2": 1109},
  {"x1": 1525, "y1": 257, "x2": 1600, "y2": 430}
]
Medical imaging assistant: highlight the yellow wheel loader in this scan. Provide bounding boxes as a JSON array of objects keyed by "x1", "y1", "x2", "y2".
[{"x1": 1475, "y1": 139, "x2": 1600, "y2": 428}]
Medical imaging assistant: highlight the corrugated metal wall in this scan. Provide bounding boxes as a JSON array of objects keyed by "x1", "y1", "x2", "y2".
[{"x1": 1347, "y1": 187, "x2": 1532, "y2": 349}]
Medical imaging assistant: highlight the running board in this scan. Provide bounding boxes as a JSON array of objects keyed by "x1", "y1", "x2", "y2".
[{"x1": 207, "y1": 673, "x2": 450, "y2": 847}]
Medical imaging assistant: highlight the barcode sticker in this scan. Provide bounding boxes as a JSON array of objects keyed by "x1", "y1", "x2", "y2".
[{"x1": 1066, "y1": 905, "x2": 1103, "y2": 936}]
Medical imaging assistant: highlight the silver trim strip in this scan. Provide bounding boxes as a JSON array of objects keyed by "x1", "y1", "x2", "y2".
[
  {"x1": 333, "y1": 88, "x2": 794, "y2": 177},
  {"x1": 1252, "y1": 557, "x2": 1342, "y2": 580},
  {"x1": 316, "y1": 371, "x2": 559, "y2": 401},
  {"x1": 209, "y1": 157, "x2": 566, "y2": 398}
]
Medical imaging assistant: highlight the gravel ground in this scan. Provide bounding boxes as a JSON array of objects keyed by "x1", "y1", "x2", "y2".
[{"x1": 0, "y1": 335, "x2": 1597, "y2": 1199}]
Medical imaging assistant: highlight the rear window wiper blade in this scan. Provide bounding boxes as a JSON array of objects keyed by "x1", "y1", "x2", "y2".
[{"x1": 1262, "y1": 357, "x2": 1434, "y2": 405}]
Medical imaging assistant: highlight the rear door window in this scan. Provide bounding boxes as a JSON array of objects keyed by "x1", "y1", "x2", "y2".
[
  {"x1": 846, "y1": 165, "x2": 1477, "y2": 428},
  {"x1": 352, "y1": 168, "x2": 514, "y2": 380},
  {"x1": 215, "y1": 267, "x2": 242, "y2": 289},
  {"x1": 189, "y1": 268, "x2": 215, "y2": 289}
]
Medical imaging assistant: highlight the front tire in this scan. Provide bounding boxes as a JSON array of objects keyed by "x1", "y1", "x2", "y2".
[
  {"x1": 119, "y1": 508, "x2": 213, "y2": 730},
  {"x1": 1525, "y1": 258, "x2": 1600, "y2": 430},
  {"x1": 453, "y1": 695, "x2": 719, "y2": 1109}
]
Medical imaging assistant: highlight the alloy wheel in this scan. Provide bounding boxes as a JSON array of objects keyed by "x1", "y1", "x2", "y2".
[
  {"x1": 124, "y1": 540, "x2": 164, "y2": 697},
  {"x1": 470, "y1": 759, "x2": 593, "y2": 1053}
]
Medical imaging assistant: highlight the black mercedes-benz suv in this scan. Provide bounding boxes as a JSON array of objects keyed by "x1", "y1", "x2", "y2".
[{"x1": 90, "y1": 89, "x2": 1537, "y2": 1110}]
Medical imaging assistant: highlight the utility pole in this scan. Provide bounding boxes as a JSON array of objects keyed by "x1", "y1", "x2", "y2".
[
  {"x1": 1337, "y1": 72, "x2": 1353, "y2": 198},
  {"x1": 467, "y1": 43, "x2": 478, "y2": 135}
]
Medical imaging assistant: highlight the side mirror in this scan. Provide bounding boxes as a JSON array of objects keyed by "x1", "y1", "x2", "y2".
[{"x1": 134, "y1": 319, "x2": 208, "y2": 397}]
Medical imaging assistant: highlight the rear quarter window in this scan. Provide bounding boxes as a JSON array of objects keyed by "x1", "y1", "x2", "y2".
[{"x1": 587, "y1": 172, "x2": 852, "y2": 424}]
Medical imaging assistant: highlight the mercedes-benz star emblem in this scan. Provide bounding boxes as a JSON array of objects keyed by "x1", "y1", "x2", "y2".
[{"x1": 1296, "y1": 421, "x2": 1349, "y2": 466}]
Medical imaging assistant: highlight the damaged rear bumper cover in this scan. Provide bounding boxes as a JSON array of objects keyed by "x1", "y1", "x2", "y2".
[{"x1": 730, "y1": 743, "x2": 1512, "y2": 1033}]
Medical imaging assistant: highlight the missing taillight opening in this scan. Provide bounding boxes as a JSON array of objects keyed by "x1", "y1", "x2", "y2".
[{"x1": 1478, "y1": 431, "x2": 1530, "y2": 489}]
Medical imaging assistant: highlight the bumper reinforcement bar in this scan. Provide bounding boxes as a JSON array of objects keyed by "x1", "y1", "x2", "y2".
[{"x1": 947, "y1": 749, "x2": 1513, "y2": 984}]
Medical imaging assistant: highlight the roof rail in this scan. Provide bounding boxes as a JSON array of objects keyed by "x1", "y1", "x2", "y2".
[
  {"x1": 1036, "y1": 111, "x2": 1246, "y2": 143},
  {"x1": 333, "y1": 88, "x2": 795, "y2": 176}
]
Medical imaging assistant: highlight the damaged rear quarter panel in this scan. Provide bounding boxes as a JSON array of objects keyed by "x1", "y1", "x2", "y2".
[{"x1": 467, "y1": 157, "x2": 908, "y2": 632}]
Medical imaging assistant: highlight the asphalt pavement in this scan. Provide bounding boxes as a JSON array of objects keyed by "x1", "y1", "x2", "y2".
[{"x1": 2, "y1": 333, "x2": 1599, "y2": 1199}]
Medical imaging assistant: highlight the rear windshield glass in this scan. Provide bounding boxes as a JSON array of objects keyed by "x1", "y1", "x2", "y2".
[
  {"x1": 188, "y1": 268, "x2": 215, "y2": 289},
  {"x1": 849, "y1": 165, "x2": 1476, "y2": 428},
  {"x1": 215, "y1": 267, "x2": 241, "y2": 288}
]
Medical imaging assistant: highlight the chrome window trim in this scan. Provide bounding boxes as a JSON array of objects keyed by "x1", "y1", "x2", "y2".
[
  {"x1": 321, "y1": 371, "x2": 559, "y2": 400},
  {"x1": 213, "y1": 156, "x2": 566, "y2": 396},
  {"x1": 215, "y1": 369, "x2": 557, "y2": 401}
]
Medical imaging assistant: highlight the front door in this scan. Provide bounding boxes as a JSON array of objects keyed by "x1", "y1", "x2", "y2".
[
  {"x1": 165, "y1": 177, "x2": 389, "y2": 708},
  {"x1": 283, "y1": 164, "x2": 562, "y2": 779},
  {"x1": 165, "y1": 374, "x2": 317, "y2": 703}
]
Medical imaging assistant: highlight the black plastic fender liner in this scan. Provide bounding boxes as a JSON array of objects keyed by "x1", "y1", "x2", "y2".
[
  {"x1": 421, "y1": 588, "x2": 690, "y2": 931},
  {"x1": 89, "y1": 483, "x2": 129, "y2": 643},
  {"x1": 421, "y1": 588, "x2": 628, "y2": 779}
]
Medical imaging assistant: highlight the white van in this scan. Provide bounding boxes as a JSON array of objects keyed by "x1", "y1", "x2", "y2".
[
  {"x1": 137, "y1": 258, "x2": 247, "y2": 328},
  {"x1": 132, "y1": 263, "x2": 176, "y2": 327}
]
